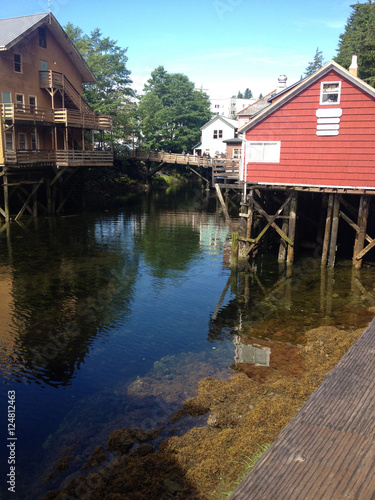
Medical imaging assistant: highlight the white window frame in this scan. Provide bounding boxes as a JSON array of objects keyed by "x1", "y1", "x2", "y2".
[
  {"x1": 29, "y1": 96, "x2": 37, "y2": 114},
  {"x1": 246, "y1": 141, "x2": 281, "y2": 163},
  {"x1": 320, "y1": 81, "x2": 341, "y2": 105}
]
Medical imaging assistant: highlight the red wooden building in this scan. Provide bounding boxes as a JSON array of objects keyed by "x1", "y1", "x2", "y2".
[
  {"x1": 232, "y1": 59, "x2": 375, "y2": 269},
  {"x1": 239, "y1": 59, "x2": 375, "y2": 190}
]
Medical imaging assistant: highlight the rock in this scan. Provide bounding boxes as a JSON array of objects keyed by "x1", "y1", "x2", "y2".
[{"x1": 207, "y1": 413, "x2": 219, "y2": 427}]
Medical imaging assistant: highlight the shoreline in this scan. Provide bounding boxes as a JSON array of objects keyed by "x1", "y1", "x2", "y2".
[{"x1": 41, "y1": 319, "x2": 371, "y2": 500}]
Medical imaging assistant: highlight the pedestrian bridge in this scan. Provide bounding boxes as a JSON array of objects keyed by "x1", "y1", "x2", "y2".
[{"x1": 130, "y1": 150, "x2": 240, "y2": 185}]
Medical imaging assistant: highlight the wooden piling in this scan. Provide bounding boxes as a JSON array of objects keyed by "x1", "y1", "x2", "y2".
[
  {"x1": 321, "y1": 194, "x2": 334, "y2": 266},
  {"x1": 353, "y1": 195, "x2": 370, "y2": 270},
  {"x1": 327, "y1": 195, "x2": 340, "y2": 268},
  {"x1": 286, "y1": 193, "x2": 298, "y2": 266}
]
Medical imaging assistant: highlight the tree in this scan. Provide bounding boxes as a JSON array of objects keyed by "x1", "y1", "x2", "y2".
[
  {"x1": 64, "y1": 23, "x2": 135, "y2": 140},
  {"x1": 237, "y1": 91, "x2": 244, "y2": 98},
  {"x1": 244, "y1": 88, "x2": 253, "y2": 99},
  {"x1": 137, "y1": 66, "x2": 212, "y2": 152},
  {"x1": 335, "y1": 1, "x2": 375, "y2": 86},
  {"x1": 258, "y1": 93, "x2": 263, "y2": 99},
  {"x1": 304, "y1": 47, "x2": 325, "y2": 77}
]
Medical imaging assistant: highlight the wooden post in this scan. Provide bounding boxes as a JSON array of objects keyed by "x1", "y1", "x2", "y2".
[
  {"x1": 321, "y1": 194, "x2": 334, "y2": 267},
  {"x1": 215, "y1": 183, "x2": 232, "y2": 229},
  {"x1": 353, "y1": 195, "x2": 370, "y2": 270},
  {"x1": 327, "y1": 194, "x2": 340, "y2": 268},
  {"x1": 286, "y1": 193, "x2": 298, "y2": 269},
  {"x1": 278, "y1": 194, "x2": 290, "y2": 262},
  {"x1": 3, "y1": 171, "x2": 10, "y2": 223},
  {"x1": 231, "y1": 231, "x2": 239, "y2": 270},
  {"x1": 247, "y1": 190, "x2": 254, "y2": 240}
]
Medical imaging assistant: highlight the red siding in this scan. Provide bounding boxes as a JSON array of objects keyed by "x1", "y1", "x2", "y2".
[{"x1": 245, "y1": 70, "x2": 375, "y2": 188}]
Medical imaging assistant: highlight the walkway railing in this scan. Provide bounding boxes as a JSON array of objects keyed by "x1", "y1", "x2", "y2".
[
  {"x1": 131, "y1": 150, "x2": 240, "y2": 182},
  {"x1": 4, "y1": 149, "x2": 113, "y2": 167}
]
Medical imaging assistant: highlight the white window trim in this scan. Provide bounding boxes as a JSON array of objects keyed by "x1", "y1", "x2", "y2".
[
  {"x1": 320, "y1": 81, "x2": 341, "y2": 105},
  {"x1": 246, "y1": 141, "x2": 281, "y2": 163}
]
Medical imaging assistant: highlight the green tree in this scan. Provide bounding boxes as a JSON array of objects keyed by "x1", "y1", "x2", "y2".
[
  {"x1": 237, "y1": 91, "x2": 244, "y2": 98},
  {"x1": 64, "y1": 23, "x2": 135, "y2": 141},
  {"x1": 137, "y1": 66, "x2": 212, "y2": 152},
  {"x1": 258, "y1": 93, "x2": 263, "y2": 99},
  {"x1": 304, "y1": 47, "x2": 325, "y2": 77},
  {"x1": 335, "y1": 1, "x2": 375, "y2": 86},
  {"x1": 244, "y1": 88, "x2": 253, "y2": 98}
]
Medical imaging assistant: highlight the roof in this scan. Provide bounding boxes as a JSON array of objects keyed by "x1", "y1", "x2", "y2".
[
  {"x1": 236, "y1": 90, "x2": 275, "y2": 117},
  {"x1": 238, "y1": 60, "x2": 375, "y2": 134},
  {"x1": 201, "y1": 115, "x2": 238, "y2": 131},
  {"x1": 222, "y1": 137, "x2": 243, "y2": 144},
  {"x1": 0, "y1": 13, "x2": 95, "y2": 82}
]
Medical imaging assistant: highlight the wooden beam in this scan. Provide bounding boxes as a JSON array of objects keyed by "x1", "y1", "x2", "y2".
[
  {"x1": 286, "y1": 193, "x2": 298, "y2": 267},
  {"x1": 215, "y1": 183, "x2": 232, "y2": 229},
  {"x1": 249, "y1": 193, "x2": 294, "y2": 246},
  {"x1": 327, "y1": 194, "x2": 340, "y2": 268},
  {"x1": 321, "y1": 194, "x2": 334, "y2": 267},
  {"x1": 14, "y1": 181, "x2": 43, "y2": 221},
  {"x1": 353, "y1": 195, "x2": 370, "y2": 269}
]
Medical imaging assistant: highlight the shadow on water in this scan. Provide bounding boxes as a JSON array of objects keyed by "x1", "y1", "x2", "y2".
[{"x1": 0, "y1": 185, "x2": 374, "y2": 499}]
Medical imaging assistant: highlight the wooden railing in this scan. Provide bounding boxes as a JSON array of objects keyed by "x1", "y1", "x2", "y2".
[
  {"x1": 40, "y1": 70, "x2": 93, "y2": 115},
  {"x1": 54, "y1": 109, "x2": 112, "y2": 130},
  {"x1": 131, "y1": 150, "x2": 240, "y2": 181},
  {"x1": 0, "y1": 104, "x2": 112, "y2": 130},
  {"x1": 1, "y1": 104, "x2": 55, "y2": 122},
  {"x1": 4, "y1": 149, "x2": 113, "y2": 167}
]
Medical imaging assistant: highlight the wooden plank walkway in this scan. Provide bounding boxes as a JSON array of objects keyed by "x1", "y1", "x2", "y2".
[{"x1": 230, "y1": 318, "x2": 375, "y2": 500}]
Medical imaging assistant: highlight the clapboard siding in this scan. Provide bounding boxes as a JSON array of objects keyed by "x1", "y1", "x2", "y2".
[{"x1": 244, "y1": 69, "x2": 375, "y2": 188}]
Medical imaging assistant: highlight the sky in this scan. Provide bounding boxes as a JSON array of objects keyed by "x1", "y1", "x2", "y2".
[{"x1": 2, "y1": 0, "x2": 355, "y2": 99}]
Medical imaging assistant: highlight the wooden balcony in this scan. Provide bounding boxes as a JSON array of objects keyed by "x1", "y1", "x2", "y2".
[
  {"x1": 4, "y1": 149, "x2": 113, "y2": 168},
  {"x1": 0, "y1": 104, "x2": 112, "y2": 130},
  {"x1": 1, "y1": 104, "x2": 55, "y2": 123},
  {"x1": 54, "y1": 109, "x2": 112, "y2": 130}
]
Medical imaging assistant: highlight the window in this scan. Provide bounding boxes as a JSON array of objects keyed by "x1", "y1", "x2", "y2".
[
  {"x1": 19, "y1": 134, "x2": 26, "y2": 150},
  {"x1": 31, "y1": 133, "x2": 37, "y2": 150},
  {"x1": 213, "y1": 130, "x2": 223, "y2": 139},
  {"x1": 247, "y1": 141, "x2": 281, "y2": 163},
  {"x1": 213, "y1": 130, "x2": 217, "y2": 139},
  {"x1": 233, "y1": 148, "x2": 241, "y2": 158},
  {"x1": 39, "y1": 27, "x2": 47, "y2": 48},
  {"x1": 214, "y1": 104, "x2": 220, "y2": 109},
  {"x1": 29, "y1": 96, "x2": 37, "y2": 114},
  {"x1": 14, "y1": 53, "x2": 22, "y2": 73},
  {"x1": 6, "y1": 133, "x2": 13, "y2": 150},
  {"x1": 16, "y1": 94, "x2": 24, "y2": 112},
  {"x1": 320, "y1": 81, "x2": 341, "y2": 105}
]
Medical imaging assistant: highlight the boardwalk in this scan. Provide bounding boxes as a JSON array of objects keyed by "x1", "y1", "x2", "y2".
[
  {"x1": 130, "y1": 150, "x2": 240, "y2": 184},
  {"x1": 230, "y1": 318, "x2": 375, "y2": 500}
]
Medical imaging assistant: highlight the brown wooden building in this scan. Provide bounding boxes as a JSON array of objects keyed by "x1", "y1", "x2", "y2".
[{"x1": 0, "y1": 12, "x2": 113, "y2": 221}]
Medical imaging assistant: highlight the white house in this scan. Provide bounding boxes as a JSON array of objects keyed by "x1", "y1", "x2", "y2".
[{"x1": 193, "y1": 115, "x2": 238, "y2": 157}]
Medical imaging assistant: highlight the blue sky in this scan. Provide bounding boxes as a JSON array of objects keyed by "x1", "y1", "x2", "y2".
[{"x1": 2, "y1": 0, "x2": 354, "y2": 98}]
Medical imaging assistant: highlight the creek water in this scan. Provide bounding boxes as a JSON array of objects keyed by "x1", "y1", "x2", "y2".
[{"x1": 0, "y1": 185, "x2": 374, "y2": 499}]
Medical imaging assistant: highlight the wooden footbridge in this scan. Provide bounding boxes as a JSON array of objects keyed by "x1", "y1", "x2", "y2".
[
  {"x1": 230, "y1": 317, "x2": 375, "y2": 499},
  {"x1": 130, "y1": 150, "x2": 240, "y2": 186}
]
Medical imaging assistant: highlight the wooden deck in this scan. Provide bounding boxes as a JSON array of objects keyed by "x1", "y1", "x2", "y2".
[{"x1": 230, "y1": 317, "x2": 375, "y2": 500}]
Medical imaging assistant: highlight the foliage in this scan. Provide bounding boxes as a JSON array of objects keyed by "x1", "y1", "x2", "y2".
[
  {"x1": 137, "y1": 66, "x2": 212, "y2": 152},
  {"x1": 304, "y1": 47, "x2": 325, "y2": 77},
  {"x1": 335, "y1": 0, "x2": 375, "y2": 86},
  {"x1": 64, "y1": 23, "x2": 136, "y2": 141},
  {"x1": 244, "y1": 88, "x2": 253, "y2": 98},
  {"x1": 258, "y1": 92, "x2": 263, "y2": 99}
]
